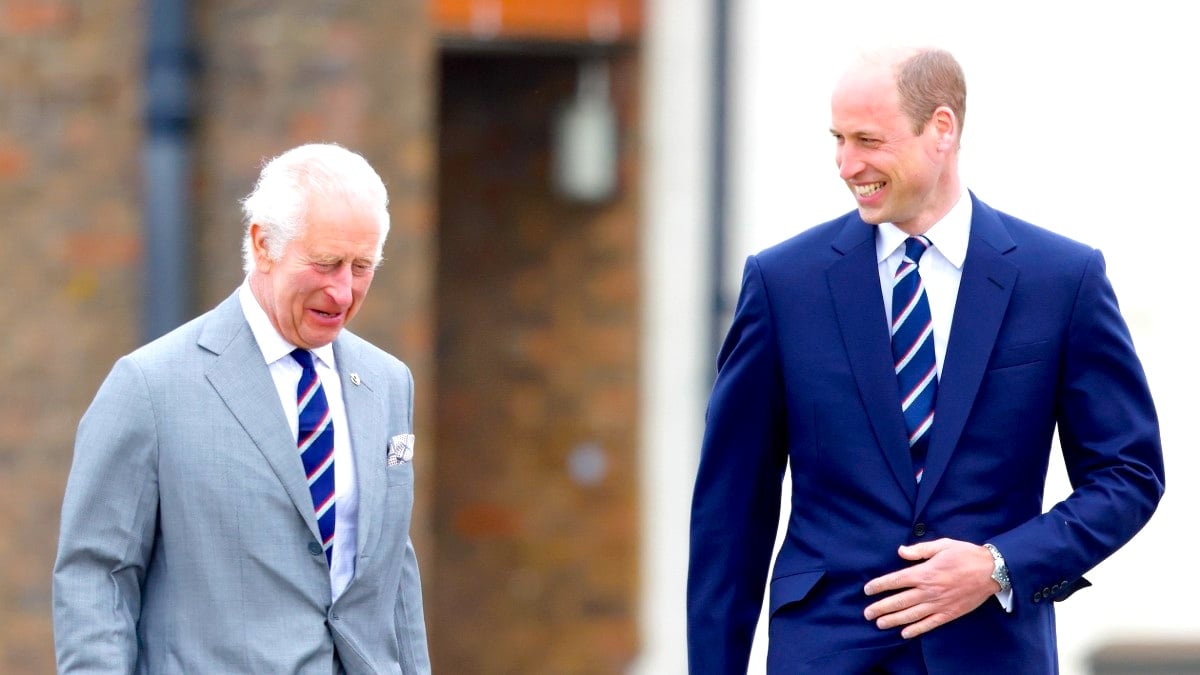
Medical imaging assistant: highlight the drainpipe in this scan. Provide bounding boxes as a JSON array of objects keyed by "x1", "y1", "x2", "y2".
[
  {"x1": 142, "y1": 0, "x2": 195, "y2": 341},
  {"x1": 708, "y1": 0, "x2": 732, "y2": 367}
]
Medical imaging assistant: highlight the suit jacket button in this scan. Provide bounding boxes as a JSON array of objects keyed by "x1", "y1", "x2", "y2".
[
  {"x1": 1033, "y1": 591, "x2": 1042, "y2": 602},
  {"x1": 308, "y1": 542, "x2": 323, "y2": 556},
  {"x1": 912, "y1": 523, "x2": 927, "y2": 537}
]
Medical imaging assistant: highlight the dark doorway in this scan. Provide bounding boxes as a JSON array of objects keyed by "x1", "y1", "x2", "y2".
[{"x1": 432, "y1": 51, "x2": 641, "y2": 673}]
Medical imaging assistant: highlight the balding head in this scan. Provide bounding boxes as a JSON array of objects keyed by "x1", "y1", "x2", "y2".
[{"x1": 842, "y1": 48, "x2": 967, "y2": 138}]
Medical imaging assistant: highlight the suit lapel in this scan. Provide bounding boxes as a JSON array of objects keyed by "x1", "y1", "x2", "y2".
[
  {"x1": 827, "y1": 219, "x2": 917, "y2": 505},
  {"x1": 200, "y1": 295, "x2": 323, "y2": 543},
  {"x1": 333, "y1": 338, "x2": 386, "y2": 565},
  {"x1": 915, "y1": 197, "x2": 1018, "y2": 515}
]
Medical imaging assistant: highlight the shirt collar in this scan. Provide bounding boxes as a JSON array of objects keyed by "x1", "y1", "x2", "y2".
[
  {"x1": 875, "y1": 189, "x2": 972, "y2": 269},
  {"x1": 238, "y1": 278, "x2": 337, "y2": 370}
]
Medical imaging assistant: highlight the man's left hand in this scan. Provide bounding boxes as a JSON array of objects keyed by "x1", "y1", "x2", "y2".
[{"x1": 862, "y1": 538, "x2": 998, "y2": 639}]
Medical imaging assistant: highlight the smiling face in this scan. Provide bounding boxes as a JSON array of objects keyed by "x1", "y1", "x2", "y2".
[
  {"x1": 830, "y1": 58, "x2": 960, "y2": 235},
  {"x1": 248, "y1": 195, "x2": 382, "y2": 349}
]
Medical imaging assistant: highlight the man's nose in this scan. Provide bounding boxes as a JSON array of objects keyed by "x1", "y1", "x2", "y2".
[
  {"x1": 837, "y1": 145, "x2": 862, "y2": 181},
  {"x1": 327, "y1": 265, "x2": 353, "y2": 305}
]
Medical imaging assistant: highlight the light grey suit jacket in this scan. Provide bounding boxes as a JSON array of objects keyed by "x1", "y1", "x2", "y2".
[{"x1": 53, "y1": 292, "x2": 431, "y2": 674}]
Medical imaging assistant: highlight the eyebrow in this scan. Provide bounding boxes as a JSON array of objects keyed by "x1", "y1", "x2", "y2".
[
  {"x1": 830, "y1": 128, "x2": 881, "y2": 140},
  {"x1": 310, "y1": 254, "x2": 379, "y2": 266}
]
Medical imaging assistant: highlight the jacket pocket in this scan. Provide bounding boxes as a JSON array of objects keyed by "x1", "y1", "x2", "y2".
[
  {"x1": 386, "y1": 461, "x2": 415, "y2": 488},
  {"x1": 987, "y1": 340, "x2": 1054, "y2": 371},
  {"x1": 769, "y1": 569, "x2": 825, "y2": 617}
]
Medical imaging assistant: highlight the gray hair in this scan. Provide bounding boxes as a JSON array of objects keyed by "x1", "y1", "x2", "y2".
[{"x1": 240, "y1": 143, "x2": 390, "y2": 274}]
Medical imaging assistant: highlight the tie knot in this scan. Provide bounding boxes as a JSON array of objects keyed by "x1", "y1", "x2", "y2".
[
  {"x1": 904, "y1": 236, "x2": 931, "y2": 264},
  {"x1": 291, "y1": 348, "x2": 316, "y2": 371}
]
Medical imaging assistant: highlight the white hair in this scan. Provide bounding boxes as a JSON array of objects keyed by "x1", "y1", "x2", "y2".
[{"x1": 240, "y1": 143, "x2": 391, "y2": 273}]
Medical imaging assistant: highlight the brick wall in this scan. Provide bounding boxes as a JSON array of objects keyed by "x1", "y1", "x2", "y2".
[{"x1": 0, "y1": 2, "x2": 143, "y2": 670}]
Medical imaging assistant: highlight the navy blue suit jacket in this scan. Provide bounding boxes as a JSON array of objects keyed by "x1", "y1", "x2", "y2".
[{"x1": 687, "y1": 194, "x2": 1164, "y2": 673}]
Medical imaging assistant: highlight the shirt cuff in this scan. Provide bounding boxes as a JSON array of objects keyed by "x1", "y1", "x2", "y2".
[{"x1": 995, "y1": 587, "x2": 1013, "y2": 613}]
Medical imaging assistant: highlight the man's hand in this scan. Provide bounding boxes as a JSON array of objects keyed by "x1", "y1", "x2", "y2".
[{"x1": 862, "y1": 538, "x2": 998, "y2": 639}]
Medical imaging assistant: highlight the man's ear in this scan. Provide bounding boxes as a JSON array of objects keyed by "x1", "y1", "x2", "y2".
[
  {"x1": 249, "y1": 222, "x2": 273, "y2": 272},
  {"x1": 931, "y1": 105, "x2": 959, "y2": 152}
]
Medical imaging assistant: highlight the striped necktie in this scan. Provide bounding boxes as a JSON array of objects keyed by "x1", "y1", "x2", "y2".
[
  {"x1": 891, "y1": 236, "x2": 938, "y2": 483},
  {"x1": 292, "y1": 348, "x2": 336, "y2": 564}
]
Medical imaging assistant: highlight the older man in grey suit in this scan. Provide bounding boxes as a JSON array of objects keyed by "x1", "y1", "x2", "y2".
[{"x1": 53, "y1": 143, "x2": 430, "y2": 674}]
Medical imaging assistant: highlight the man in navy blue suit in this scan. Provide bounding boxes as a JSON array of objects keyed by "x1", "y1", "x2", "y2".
[{"x1": 687, "y1": 47, "x2": 1164, "y2": 673}]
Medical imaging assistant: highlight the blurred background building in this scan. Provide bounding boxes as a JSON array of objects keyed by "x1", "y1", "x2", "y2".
[{"x1": 1, "y1": 1, "x2": 1196, "y2": 673}]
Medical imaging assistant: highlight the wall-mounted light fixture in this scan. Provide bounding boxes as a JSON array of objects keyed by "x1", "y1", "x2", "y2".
[{"x1": 552, "y1": 58, "x2": 618, "y2": 203}]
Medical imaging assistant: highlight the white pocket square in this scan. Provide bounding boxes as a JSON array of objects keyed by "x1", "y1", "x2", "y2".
[{"x1": 387, "y1": 433, "x2": 415, "y2": 466}]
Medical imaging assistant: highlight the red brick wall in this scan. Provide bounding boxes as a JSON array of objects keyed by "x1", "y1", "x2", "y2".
[{"x1": 0, "y1": 2, "x2": 142, "y2": 670}]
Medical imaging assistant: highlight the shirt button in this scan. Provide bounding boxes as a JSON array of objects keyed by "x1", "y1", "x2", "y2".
[
  {"x1": 308, "y1": 542, "x2": 323, "y2": 556},
  {"x1": 912, "y1": 523, "x2": 927, "y2": 537}
]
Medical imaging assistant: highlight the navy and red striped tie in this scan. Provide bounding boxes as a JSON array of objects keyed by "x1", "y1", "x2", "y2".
[
  {"x1": 891, "y1": 236, "x2": 938, "y2": 483},
  {"x1": 292, "y1": 349, "x2": 336, "y2": 564}
]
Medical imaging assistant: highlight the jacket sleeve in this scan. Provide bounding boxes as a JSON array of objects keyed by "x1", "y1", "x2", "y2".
[
  {"x1": 688, "y1": 256, "x2": 789, "y2": 673},
  {"x1": 394, "y1": 364, "x2": 431, "y2": 674},
  {"x1": 53, "y1": 357, "x2": 160, "y2": 673},
  {"x1": 990, "y1": 249, "x2": 1164, "y2": 607},
  {"x1": 395, "y1": 536, "x2": 431, "y2": 673}
]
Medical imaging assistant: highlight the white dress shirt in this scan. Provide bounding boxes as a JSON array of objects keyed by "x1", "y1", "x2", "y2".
[
  {"x1": 875, "y1": 191, "x2": 971, "y2": 375},
  {"x1": 239, "y1": 280, "x2": 359, "y2": 600},
  {"x1": 874, "y1": 191, "x2": 1014, "y2": 611}
]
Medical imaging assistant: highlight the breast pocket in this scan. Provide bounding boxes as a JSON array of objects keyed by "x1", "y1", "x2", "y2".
[
  {"x1": 386, "y1": 461, "x2": 414, "y2": 488},
  {"x1": 385, "y1": 461, "x2": 415, "y2": 536},
  {"x1": 987, "y1": 339, "x2": 1055, "y2": 372},
  {"x1": 385, "y1": 433, "x2": 415, "y2": 487}
]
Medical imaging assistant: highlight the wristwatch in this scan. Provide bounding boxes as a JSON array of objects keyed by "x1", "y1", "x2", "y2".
[{"x1": 983, "y1": 543, "x2": 1011, "y2": 592}]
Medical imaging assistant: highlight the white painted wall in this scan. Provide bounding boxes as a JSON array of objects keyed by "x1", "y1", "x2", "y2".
[{"x1": 633, "y1": 0, "x2": 713, "y2": 672}]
